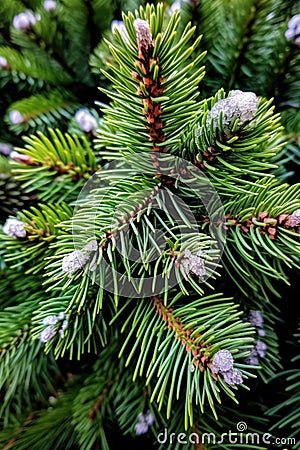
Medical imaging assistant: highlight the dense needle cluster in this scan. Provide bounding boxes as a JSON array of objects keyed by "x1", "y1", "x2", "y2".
[{"x1": 0, "y1": 2, "x2": 299, "y2": 447}]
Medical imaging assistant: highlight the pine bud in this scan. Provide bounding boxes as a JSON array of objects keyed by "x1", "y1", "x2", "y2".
[
  {"x1": 3, "y1": 218, "x2": 26, "y2": 238},
  {"x1": 83, "y1": 239, "x2": 98, "y2": 251},
  {"x1": 0, "y1": 143, "x2": 13, "y2": 156},
  {"x1": 223, "y1": 368, "x2": 243, "y2": 385},
  {"x1": 256, "y1": 340, "x2": 267, "y2": 358},
  {"x1": 62, "y1": 249, "x2": 89, "y2": 274},
  {"x1": 212, "y1": 350, "x2": 243, "y2": 385},
  {"x1": 245, "y1": 350, "x2": 259, "y2": 366},
  {"x1": 245, "y1": 338, "x2": 267, "y2": 365},
  {"x1": 189, "y1": 364, "x2": 195, "y2": 372},
  {"x1": 40, "y1": 325, "x2": 56, "y2": 343},
  {"x1": 9, "y1": 110, "x2": 25, "y2": 125},
  {"x1": 144, "y1": 410, "x2": 154, "y2": 426},
  {"x1": 211, "y1": 349, "x2": 234, "y2": 373},
  {"x1": 10, "y1": 150, "x2": 33, "y2": 165},
  {"x1": 44, "y1": 0, "x2": 57, "y2": 12},
  {"x1": 134, "y1": 19, "x2": 153, "y2": 57},
  {"x1": 59, "y1": 320, "x2": 67, "y2": 338},
  {"x1": 0, "y1": 57, "x2": 8, "y2": 69},
  {"x1": 40, "y1": 312, "x2": 68, "y2": 343},
  {"x1": 206, "y1": 90, "x2": 259, "y2": 132},
  {"x1": 111, "y1": 20, "x2": 124, "y2": 32},
  {"x1": 135, "y1": 410, "x2": 154, "y2": 435},
  {"x1": 169, "y1": 1, "x2": 181, "y2": 15},
  {"x1": 13, "y1": 11, "x2": 37, "y2": 31},
  {"x1": 248, "y1": 310, "x2": 264, "y2": 328},
  {"x1": 58, "y1": 312, "x2": 66, "y2": 320},
  {"x1": 43, "y1": 315, "x2": 58, "y2": 325},
  {"x1": 135, "y1": 421, "x2": 149, "y2": 435},
  {"x1": 258, "y1": 329, "x2": 266, "y2": 337},
  {"x1": 75, "y1": 109, "x2": 98, "y2": 134},
  {"x1": 285, "y1": 209, "x2": 300, "y2": 228},
  {"x1": 169, "y1": 0, "x2": 194, "y2": 15},
  {"x1": 181, "y1": 249, "x2": 206, "y2": 277},
  {"x1": 48, "y1": 395, "x2": 57, "y2": 404},
  {"x1": 285, "y1": 14, "x2": 300, "y2": 45}
]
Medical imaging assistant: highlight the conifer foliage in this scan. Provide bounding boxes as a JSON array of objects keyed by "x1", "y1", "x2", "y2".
[{"x1": 0, "y1": 1, "x2": 300, "y2": 449}]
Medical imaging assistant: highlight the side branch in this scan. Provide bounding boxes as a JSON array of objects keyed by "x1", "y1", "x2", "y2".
[
  {"x1": 88, "y1": 379, "x2": 114, "y2": 422},
  {"x1": 152, "y1": 295, "x2": 216, "y2": 376},
  {"x1": 225, "y1": 210, "x2": 300, "y2": 240}
]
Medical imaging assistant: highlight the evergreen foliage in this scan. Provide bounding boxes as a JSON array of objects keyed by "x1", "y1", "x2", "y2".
[{"x1": 0, "y1": 1, "x2": 299, "y2": 449}]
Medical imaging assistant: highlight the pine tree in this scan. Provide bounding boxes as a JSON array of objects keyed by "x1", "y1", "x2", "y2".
[{"x1": 0, "y1": 1, "x2": 300, "y2": 449}]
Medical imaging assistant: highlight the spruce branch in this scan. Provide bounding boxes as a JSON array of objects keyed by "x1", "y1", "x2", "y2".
[
  {"x1": 0, "y1": 154, "x2": 30, "y2": 220},
  {"x1": 0, "y1": 46, "x2": 72, "y2": 86},
  {"x1": 183, "y1": 89, "x2": 286, "y2": 195},
  {"x1": 11, "y1": 128, "x2": 99, "y2": 202},
  {"x1": 0, "y1": 389, "x2": 79, "y2": 450},
  {"x1": 43, "y1": 169, "x2": 220, "y2": 302},
  {"x1": 0, "y1": 1, "x2": 299, "y2": 448},
  {"x1": 71, "y1": 339, "x2": 126, "y2": 450},
  {"x1": 97, "y1": 4, "x2": 206, "y2": 157},
  {"x1": 219, "y1": 180, "x2": 300, "y2": 294},
  {"x1": 5, "y1": 88, "x2": 80, "y2": 135},
  {"x1": 267, "y1": 326, "x2": 300, "y2": 449},
  {"x1": 0, "y1": 274, "x2": 60, "y2": 428},
  {"x1": 0, "y1": 203, "x2": 73, "y2": 274},
  {"x1": 115, "y1": 292, "x2": 256, "y2": 423},
  {"x1": 31, "y1": 280, "x2": 116, "y2": 359}
]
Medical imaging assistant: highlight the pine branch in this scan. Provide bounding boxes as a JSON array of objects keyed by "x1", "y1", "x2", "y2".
[
  {"x1": 217, "y1": 180, "x2": 300, "y2": 295},
  {"x1": 42, "y1": 164, "x2": 220, "y2": 304},
  {"x1": 182, "y1": 89, "x2": 285, "y2": 195},
  {"x1": 0, "y1": 154, "x2": 31, "y2": 220},
  {"x1": 197, "y1": 0, "x2": 255, "y2": 94},
  {"x1": 0, "y1": 46, "x2": 72, "y2": 85},
  {"x1": 0, "y1": 275, "x2": 60, "y2": 427},
  {"x1": 30, "y1": 280, "x2": 116, "y2": 359},
  {"x1": 97, "y1": 4, "x2": 206, "y2": 156},
  {"x1": 267, "y1": 327, "x2": 300, "y2": 449},
  {"x1": 0, "y1": 0, "x2": 25, "y2": 28},
  {"x1": 6, "y1": 89, "x2": 80, "y2": 135},
  {"x1": 11, "y1": 128, "x2": 99, "y2": 202},
  {"x1": 71, "y1": 339, "x2": 125, "y2": 450},
  {"x1": 0, "y1": 203, "x2": 73, "y2": 273},
  {"x1": 58, "y1": 0, "x2": 93, "y2": 85},
  {"x1": 0, "y1": 389, "x2": 79, "y2": 450},
  {"x1": 115, "y1": 292, "x2": 256, "y2": 423}
]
